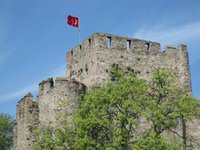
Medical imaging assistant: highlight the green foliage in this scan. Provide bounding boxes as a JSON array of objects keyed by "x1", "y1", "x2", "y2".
[
  {"x1": 32, "y1": 66, "x2": 200, "y2": 150},
  {"x1": 132, "y1": 133, "x2": 180, "y2": 150},
  {"x1": 144, "y1": 69, "x2": 199, "y2": 135},
  {"x1": 70, "y1": 67, "x2": 147, "y2": 150},
  {"x1": 0, "y1": 113, "x2": 15, "y2": 150},
  {"x1": 32, "y1": 126, "x2": 61, "y2": 150}
]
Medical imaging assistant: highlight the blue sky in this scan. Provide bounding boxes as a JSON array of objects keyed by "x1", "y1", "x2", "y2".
[{"x1": 0, "y1": 0, "x2": 200, "y2": 117}]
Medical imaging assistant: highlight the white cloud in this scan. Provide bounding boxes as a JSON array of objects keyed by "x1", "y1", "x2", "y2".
[
  {"x1": 0, "y1": 65, "x2": 66, "y2": 103},
  {"x1": 0, "y1": 84, "x2": 38, "y2": 103},
  {"x1": 134, "y1": 21, "x2": 200, "y2": 49}
]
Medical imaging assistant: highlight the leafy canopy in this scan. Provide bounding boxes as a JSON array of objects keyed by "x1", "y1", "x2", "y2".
[
  {"x1": 0, "y1": 113, "x2": 15, "y2": 150},
  {"x1": 32, "y1": 66, "x2": 200, "y2": 150}
]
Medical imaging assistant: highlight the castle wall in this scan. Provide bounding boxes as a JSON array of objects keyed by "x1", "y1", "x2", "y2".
[
  {"x1": 66, "y1": 33, "x2": 101, "y2": 87},
  {"x1": 13, "y1": 78, "x2": 86, "y2": 150},
  {"x1": 37, "y1": 77, "x2": 86, "y2": 127},
  {"x1": 14, "y1": 93, "x2": 39, "y2": 150},
  {"x1": 67, "y1": 33, "x2": 192, "y2": 92},
  {"x1": 186, "y1": 119, "x2": 200, "y2": 149}
]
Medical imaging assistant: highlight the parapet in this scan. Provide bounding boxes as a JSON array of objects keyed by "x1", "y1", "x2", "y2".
[
  {"x1": 162, "y1": 45, "x2": 178, "y2": 56},
  {"x1": 161, "y1": 44, "x2": 189, "y2": 58},
  {"x1": 67, "y1": 32, "x2": 161, "y2": 59},
  {"x1": 67, "y1": 33, "x2": 191, "y2": 60},
  {"x1": 39, "y1": 78, "x2": 54, "y2": 95},
  {"x1": 92, "y1": 32, "x2": 161, "y2": 55},
  {"x1": 38, "y1": 77, "x2": 86, "y2": 97},
  {"x1": 179, "y1": 44, "x2": 187, "y2": 52},
  {"x1": 16, "y1": 92, "x2": 38, "y2": 120},
  {"x1": 17, "y1": 92, "x2": 33, "y2": 106},
  {"x1": 178, "y1": 44, "x2": 189, "y2": 58}
]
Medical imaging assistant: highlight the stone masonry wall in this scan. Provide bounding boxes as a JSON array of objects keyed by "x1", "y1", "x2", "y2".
[
  {"x1": 14, "y1": 93, "x2": 39, "y2": 150},
  {"x1": 13, "y1": 78, "x2": 86, "y2": 150},
  {"x1": 37, "y1": 77, "x2": 86, "y2": 127},
  {"x1": 67, "y1": 33, "x2": 192, "y2": 93}
]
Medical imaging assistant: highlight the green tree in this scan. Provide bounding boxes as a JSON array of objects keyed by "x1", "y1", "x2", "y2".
[
  {"x1": 69, "y1": 67, "x2": 200, "y2": 150},
  {"x1": 0, "y1": 113, "x2": 15, "y2": 150},
  {"x1": 71, "y1": 66, "x2": 148, "y2": 150},
  {"x1": 141, "y1": 69, "x2": 200, "y2": 149},
  {"x1": 32, "y1": 126, "x2": 60, "y2": 150},
  {"x1": 32, "y1": 66, "x2": 200, "y2": 150}
]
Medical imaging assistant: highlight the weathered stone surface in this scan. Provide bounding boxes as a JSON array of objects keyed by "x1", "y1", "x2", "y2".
[
  {"x1": 14, "y1": 78, "x2": 86, "y2": 150},
  {"x1": 13, "y1": 32, "x2": 199, "y2": 150},
  {"x1": 14, "y1": 93, "x2": 39, "y2": 150},
  {"x1": 67, "y1": 33, "x2": 192, "y2": 94},
  {"x1": 38, "y1": 77, "x2": 86, "y2": 127}
]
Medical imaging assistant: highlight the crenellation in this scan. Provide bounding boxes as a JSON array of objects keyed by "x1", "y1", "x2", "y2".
[
  {"x1": 109, "y1": 36, "x2": 127, "y2": 50},
  {"x1": 39, "y1": 78, "x2": 54, "y2": 95},
  {"x1": 67, "y1": 33, "x2": 189, "y2": 88},
  {"x1": 16, "y1": 93, "x2": 34, "y2": 120},
  {"x1": 147, "y1": 41, "x2": 160, "y2": 55},
  {"x1": 87, "y1": 33, "x2": 161, "y2": 55},
  {"x1": 164, "y1": 45, "x2": 178, "y2": 55},
  {"x1": 69, "y1": 33, "x2": 162, "y2": 58},
  {"x1": 37, "y1": 77, "x2": 86, "y2": 127},
  {"x1": 179, "y1": 43, "x2": 187, "y2": 52}
]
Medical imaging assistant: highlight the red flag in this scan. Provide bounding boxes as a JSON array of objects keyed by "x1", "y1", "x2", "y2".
[{"x1": 67, "y1": 15, "x2": 79, "y2": 28}]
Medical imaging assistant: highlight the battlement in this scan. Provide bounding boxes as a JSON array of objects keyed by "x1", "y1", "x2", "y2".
[
  {"x1": 39, "y1": 78, "x2": 54, "y2": 95},
  {"x1": 67, "y1": 33, "x2": 161, "y2": 60},
  {"x1": 66, "y1": 33, "x2": 191, "y2": 90},
  {"x1": 162, "y1": 44, "x2": 188, "y2": 56},
  {"x1": 37, "y1": 77, "x2": 86, "y2": 126},
  {"x1": 17, "y1": 92, "x2": 34, "y2": 117},
  {"x1": 67, "y1": 33, "x2": 188, "y2": 60},
  {"x1": 38, "y1": 77, "x2": 86, "y2": 96},
  {"x1": 18, "y1": 92, "x2": 33, "y2": 103},
  {"x1": 16, "y1": 92, "x2": 39, "y2": 120}
]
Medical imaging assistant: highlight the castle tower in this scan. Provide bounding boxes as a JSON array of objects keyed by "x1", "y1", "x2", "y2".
[
  {"x1": 37, "y1": 77, "x2": 86, "y2": 127},
  {"x1": 67, "y1": 33, "x2": 192, "y2": 92},
  {"x1": 13, "y1": 78, "x2": 86, "y2": 150},
  {"x1": 13, "y1": 93, "x2": 39, "y2": 150}
]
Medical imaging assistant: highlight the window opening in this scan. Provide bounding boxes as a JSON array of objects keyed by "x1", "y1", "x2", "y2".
[
  {"x1": 145, "y1": 43, "x2": 150, "y2": 54},
  {"x1": 126, "y1": 40, "x2": 131, "y2": 51},
  {"x1": 107, "y1": 36, "x2": 111, "y2": 48},
  {"x1": 89, "y1": 39, "x2": 91, "y2": 47}
]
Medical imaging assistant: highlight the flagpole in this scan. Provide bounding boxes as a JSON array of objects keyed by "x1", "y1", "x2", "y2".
[{"x1": 78, "y1": 15, "x2": 80, "y2": 44}]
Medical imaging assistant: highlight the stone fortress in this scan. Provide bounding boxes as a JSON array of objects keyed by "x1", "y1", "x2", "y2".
[{"x1": 13, "y1": 33, "x2": 199, "y2": 150}]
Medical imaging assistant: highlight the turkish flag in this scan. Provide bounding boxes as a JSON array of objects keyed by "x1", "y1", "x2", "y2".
[{"x1": 67, "y1": 15, "x2": 79, "y2": 28}]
